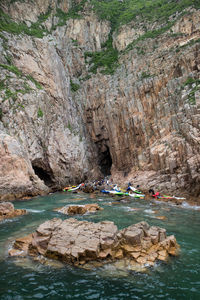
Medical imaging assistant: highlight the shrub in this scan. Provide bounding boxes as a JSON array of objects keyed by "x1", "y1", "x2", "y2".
[
  {"x1": 84, "y1": 35, "x2": 119, "y2": 75},
  {"x1": 70, "y1": 80, "x2": 80, "y2": 92},
  {"x1": 37, "y1": 107, "x2": 43, "y2": 118}
]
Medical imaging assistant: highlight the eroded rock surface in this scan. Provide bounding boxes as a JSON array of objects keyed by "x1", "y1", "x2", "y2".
[
  {"x1": 0, "y1": 1, "x2": 199, "y2": 199},
  {"x1": 0, "y1": 133, "x2": 49, "y2": 201},
  {"x1": 0, "y1": 201, "x2": 27, "y2": 221},
  {"x1": 9, "y1": 219, "x2": 180, "y2": 268},
  {"x1": 54, "y1": 203, "x2": 103, "y2": 215}
]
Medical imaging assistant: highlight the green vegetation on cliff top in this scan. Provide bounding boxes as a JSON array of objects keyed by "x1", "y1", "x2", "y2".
[
  {"x1": 85, "y1": 0, "x2": 200, "y2": 74},
  {"x1": 91, "y1": 0, "x2": 200, "y2": 29},
  {"x1": 0, "y1": 0, "x2": 199, "y2": 76}
]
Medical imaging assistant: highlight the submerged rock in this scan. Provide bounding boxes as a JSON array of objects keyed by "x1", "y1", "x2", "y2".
[
  {"x1": 9, "y1": 219, "x2": 180, "y2": 269},
  {"x1": 0, "y1": 202, "x2": 27, "y2": 221},
  {"x1": 54, "y1": 203, "x2": 103, "y2": 215}
]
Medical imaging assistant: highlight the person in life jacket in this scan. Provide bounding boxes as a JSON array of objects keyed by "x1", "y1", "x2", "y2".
[{"x1": 149, "y1": 189, "x2": 160, "y2": 198}]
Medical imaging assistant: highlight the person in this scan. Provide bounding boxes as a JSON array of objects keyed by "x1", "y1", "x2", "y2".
[
  {"x1": 149, "y1": 189, "x2": 160, "y2": 198},
  {"x1": 127, "y1": 182, "x2": 132, "y2": 191}
]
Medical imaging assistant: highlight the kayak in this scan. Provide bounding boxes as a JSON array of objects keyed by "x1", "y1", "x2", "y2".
[
  {"x1": 129, "y1": 193, "x2": 145, "y2": 198},
  {"x1": 101, "y1": 190, "x2": 145, "y2": 198},
  {"x1": 101, "y1": 190, "x2": 127, "y2": 196},
  {"x1": 106, "y1": 190, "x2": 127, "y2": 196},
  {"x1": 157, "y1": 195, "x2": 186, "y2": 200},
  {"x1": 63, "y1": 186, "x2": 76, "y2": 191},
  {"x1": 67, "y1": 183, "x2": 84, "y2": 192},
  {"x1": 128, "y1": 186, "x2": 142, "y2": 194}
]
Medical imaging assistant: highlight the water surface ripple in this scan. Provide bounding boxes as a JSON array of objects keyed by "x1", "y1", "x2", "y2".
[{"x1": 0, "y1": 192, "x2": 200, "y2": 299}]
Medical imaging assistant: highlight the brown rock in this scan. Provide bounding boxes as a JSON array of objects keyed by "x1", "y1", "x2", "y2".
[
  {"x1": 122, "y1": 244, "x2": 137, "y2": 253},
  {"x1": 130, "y1": 252, "x2": 141, "y2": 259},
  {"x1": 0, "y1": 202, "x2": 14, "y2": 215},
  {"x1": 0, "y1": 202, "x2": 27, "y2": 221},
  {"x1": 136, "y1": 256, "x2": 147, "y2": 264},
  {"x1": 122, "y1": 228, "x2": 143, "y2": 245},
  {"x1": 114, "y1": 249, "x2": 123, "y2": 259},
  {"x1": 168, "y1": 246, "x2": 180, "y2": 256},
  {"x1": 9, "y1": 234, "x2": 32, "y2": 256},
  {"x1": 54, "y1": 203, "x2": 103, "y2": 215},
  {"x1": 99, "y1": 249, "x2": 112, "y2": 259},
  {"x1": 158, "y1": 250, "x2": 169, "y2": 261},
  {"x1": 147, "y1": 252, "x2": 158, "y2": 262},
  {"x1": 9, "y1": 219, "x2": 180, "y2": 269}
]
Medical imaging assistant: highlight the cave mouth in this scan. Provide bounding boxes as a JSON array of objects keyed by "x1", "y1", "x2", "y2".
[
  {"x1": 32, "y1": 165, "x2": 53, "y2": 187},
  {"x1": 99, "y1": 145, "x2": 112, "y2": 176}
]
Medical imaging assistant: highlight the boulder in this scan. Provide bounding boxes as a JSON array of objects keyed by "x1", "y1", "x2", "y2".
[
  {"x1": 0, "y1": 202, "x2": 14, "y2": 215},
  {"x1": 54, "y1": 203, "x2": 103, "y2": 215},
  {"x1": 82, "y1": 186, "x2": 95, "y2": 193},
  {"x1": 0, "y1": 201, "x2": 27, "y2": 221},
  {"x1": 9, "y1": 219, "x2": 180, "y2": 269}
]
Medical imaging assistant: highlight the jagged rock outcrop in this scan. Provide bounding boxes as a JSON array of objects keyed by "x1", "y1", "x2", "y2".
[
  {"x1": 9, "y1": 219, "x2": 180, "y2": 268},
  {"x1": 0, "y1": 0, "x2": 200, "y2": 199},
  {"x1": 0, "y1": 133, "x2": 49, "y2": 201},
  {"x1": 0, "y1": 201, "x2": 26, "y2": 220},
  {"x1": 54, "y1": 203, "x2": 103, "y2": 215}
]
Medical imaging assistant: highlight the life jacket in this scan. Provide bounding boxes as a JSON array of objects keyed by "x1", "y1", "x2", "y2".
[{"x1": 153, "y1": 192, "x2": 160, "y2": 198}]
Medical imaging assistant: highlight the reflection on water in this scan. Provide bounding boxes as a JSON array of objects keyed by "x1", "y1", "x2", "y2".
[{"x1": 0, "y1": 192, "x2": 200, "y2": 299}]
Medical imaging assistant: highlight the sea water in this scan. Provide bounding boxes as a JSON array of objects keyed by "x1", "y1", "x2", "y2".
[{"x1": 0, "y1": 192, "x2": 200, "y2": 299}]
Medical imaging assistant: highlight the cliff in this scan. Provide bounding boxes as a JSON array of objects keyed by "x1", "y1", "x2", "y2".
[{"x1": 0, "y1": 0, "x2": 199, "y2": 200}]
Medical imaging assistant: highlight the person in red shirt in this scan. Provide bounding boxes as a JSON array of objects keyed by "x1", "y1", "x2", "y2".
[{"x1": 149, "y1": 189, "x2": 160, "y2": 198}]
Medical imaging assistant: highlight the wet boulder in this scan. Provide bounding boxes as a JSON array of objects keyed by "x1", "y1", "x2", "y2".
[
  {"x1": 54, "y1": 203, "x2": 103, "y2": 215},
  {"x1": 0, "y1": 201, "x2": 27, "y2": 221}
]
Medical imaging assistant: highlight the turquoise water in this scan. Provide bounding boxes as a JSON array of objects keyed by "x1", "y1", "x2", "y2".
[{"x1": 0, "y1": 192, "x2": 200, "y2": 299}]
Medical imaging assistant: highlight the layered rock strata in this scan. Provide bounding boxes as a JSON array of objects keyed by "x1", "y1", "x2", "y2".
[
  {"x1": 54, "y1": 203, "x2": 103, "y2": 215},
  {"x1": 9, "y1": 219, "x2": 180, "y2": 268},
  {"x1": 0, "y1": 1, "x2": 199, "y2": 199},
  {"x1": 0, "y1": 201, "x2": 26, "y2": 221},
  {"x1": 0, "y1": 133, "x2": 49, "y2": 201}
]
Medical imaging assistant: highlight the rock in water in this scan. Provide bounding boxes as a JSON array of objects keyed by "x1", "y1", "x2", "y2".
[
  {"x1": 54, "y1": 203, "x2": 103, "y2": 215},
  {"x1": 0, "y1": 202, "x2": 27, "y2": 221},
  {"x1": 9, "y1": 219, "x2": 180, "y2": 268}
]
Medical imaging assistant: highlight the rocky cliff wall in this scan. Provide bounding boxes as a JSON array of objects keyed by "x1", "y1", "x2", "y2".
[{"x1": 0, "y1": 0, "x2": 199, "y2": 200}]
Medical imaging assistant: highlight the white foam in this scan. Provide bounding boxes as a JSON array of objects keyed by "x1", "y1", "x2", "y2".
[
  {"x1": 144, "y1": 209, "x2": 156, "y2": 214},
  {"x1": 26, "y1": 209, "x2": 45, "y2": 213},
  {"x1": 120, "y1": 206, "x2": 140, "y2": 212},
  {"x1": 181, "y1": 201, "x2": 200, "y2": 210}
]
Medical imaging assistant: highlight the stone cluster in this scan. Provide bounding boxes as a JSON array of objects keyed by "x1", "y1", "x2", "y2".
[{"x1": 9, "y1": 218, "x2": 180, "y2": 268}]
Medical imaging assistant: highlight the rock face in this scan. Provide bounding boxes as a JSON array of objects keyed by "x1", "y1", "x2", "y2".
[
  {"x1": 9, "y1": 218, "x2": 180, "y2": 268},
  {"x1": 0, "y1": 133, "x2": 49, "y2": 201},
  {"x1": 0, "y1": 1, "x2": 200, "y2": 199},
  {"x1": 54, "y1": 203, "x2": 103, "y2": 215},
  {"x1": 0, "y1": 201, "x2": 26, "y2": 221}
]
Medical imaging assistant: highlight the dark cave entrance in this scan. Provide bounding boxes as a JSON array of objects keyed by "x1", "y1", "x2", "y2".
[
  {"x1": 99, "y1": 145, "x2": 112, "y2": 176},
  {"x1": 32, "y1": 165, "x2": 53, "y2": 187}
]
